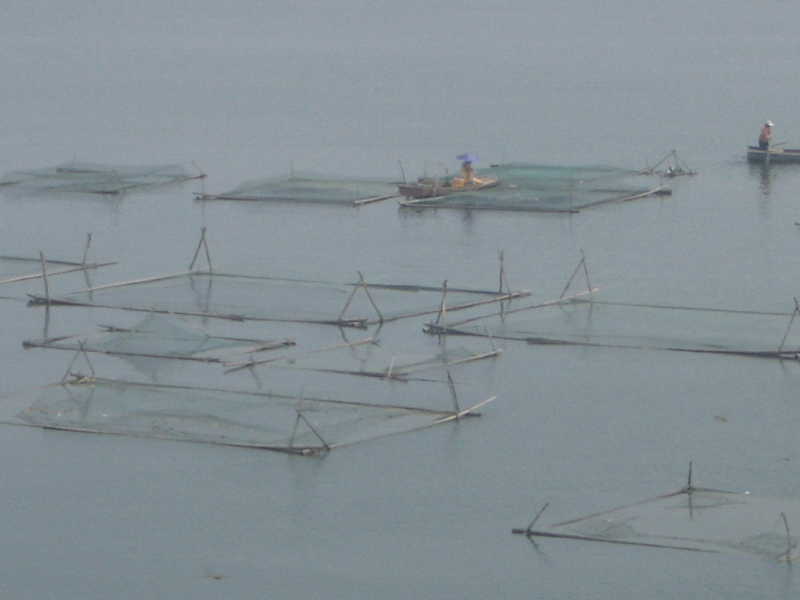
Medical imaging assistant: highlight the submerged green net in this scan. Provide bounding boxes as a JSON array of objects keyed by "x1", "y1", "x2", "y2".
[
  {"x1": 0, "y1": 161, "x2": 204, "y2": 195},
  {"x1": 400, "y1": 163, "x2": 666, "y2": 212},
  {"x1": 196, "y1": 172, "x2": 400, "y2": 205}
]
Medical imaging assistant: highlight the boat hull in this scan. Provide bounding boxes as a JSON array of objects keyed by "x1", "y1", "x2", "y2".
[
  {"x1": 398, "y1": 178, "x2": 500, "y2": 199},
  {"x1": 747, "y1": 146, "x2": 800, "y2": 164}
]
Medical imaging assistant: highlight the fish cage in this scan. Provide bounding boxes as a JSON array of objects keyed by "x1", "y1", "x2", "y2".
[
  {"x1": 23, "y1": 313, "x2": 295, "y2": 364},
  {"x1": 6, "y1": 376, "x2": 496, "y2": 455},
  {"x1": 400, "y1": 162, "x2": 669, "y2": 212},
  {"x1": 195, "y1": 172, "x2": 399, "y2": 206},
  {"x1": 28, "y1": 270, "x2": 530, "y2": 329},
  {"x1": 0, "y1": 161, "x2": 205, "y2": 195},
  {"x1": 515, "y1": 484, "x2": 800, "y2": 561}
]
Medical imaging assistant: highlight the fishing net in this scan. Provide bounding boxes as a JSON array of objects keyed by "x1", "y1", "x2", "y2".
[
  {"x1": 30, "y1": 271, "x2": 528, "y2": 328},
  {"x1": 196, "y1": 172, "x2": 399, "y2": 205},
  {"x1": 0, "y1": 161, "x2": 204, "y2": 195},
  {"x1": 427, "y1": 289, "x2": 800, "y2": 359},
  {"x1": 24, "y1": 313, "x2": 295, "y2": 363},
  {"x1": 518, "y1": 487, "x2": 800, "y2": 560},
  {"x1": 400, "y1": 163, "x2": 666, "y2": 212},
  {"x1": 225, "y1": 337, "x2": 500, "y2": 379},
  {"x1": 11, "y1": 378, "x2": 493, "y2": 454}
]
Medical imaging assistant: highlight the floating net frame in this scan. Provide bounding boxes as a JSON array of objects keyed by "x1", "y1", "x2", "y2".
[
  {"x1": 399, "y1": 162, "x2": 670, "y2": 213},
  {"x1": 7, "y1": 375, "x2": 496, "y2": 455},
  {"x1": 0, "y1": 160, "x2": 206, "y2": 195},
  {"x1": 195, "y1": 171, "x2": 400, "y2": 206},
  {"x1": 224, "y1": 334, "x2": 502, "y2": 380},
  {"x1": 425, "y1": 255, "x2": 800, "y2": 361},
  {"x1": 514, "y1": 466, "x2": 800, "y2": 562},
  {"x1": 23, "y1": 312, "x2": 296, "y2": 364},
  {"x1": 28, "y1": 239, "x2": 531, "y2": 330}
]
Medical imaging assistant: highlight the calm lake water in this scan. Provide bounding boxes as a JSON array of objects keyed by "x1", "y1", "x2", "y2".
[{"x1": 3, "y1": 1, "x2": 800, "y2": 598}]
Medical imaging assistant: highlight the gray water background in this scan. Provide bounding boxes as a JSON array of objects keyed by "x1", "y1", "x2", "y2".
[{"x1": 3, "y1": 1, "x2": 800, "y2": 598}]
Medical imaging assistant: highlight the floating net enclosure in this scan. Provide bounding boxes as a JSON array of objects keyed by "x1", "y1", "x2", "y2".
[
  {"x1": 10, "y1": 377, "x2": 495, "y2": 454},
  {"x1": 196, "y1": 172, "x2": 399, "y2": 206},
  {"x1": 0, "y1": 161, "x2": 205, "y2": 195},
  {"x1": 225, "y1": 336, "x2": 501, "y2": 379},
  {"x1": 426, "y1": 289, "x2": 800, "y2": 359},
  {"x1": 29, "y1": 271, "x2": 529, "y2": 328},
  {"x1": 24, "y1": 313, "x2": 295, "y2": 363},
  {"x1": 400, "y1": 163, "x2": 668, "y2": 212},
  {"x1": 515, "y1": 486, "x2": 800, "y2": 561}
]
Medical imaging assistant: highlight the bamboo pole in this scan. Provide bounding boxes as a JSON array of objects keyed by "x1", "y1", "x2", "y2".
[
  {"x1": 777, "y1": 298, "x2": 800, "y2": 356},
  {"x1": 386, "y1": 354, "x2": 396, "y2": 379},
  {"x1": 189, "y1": 227, "x2": 212, "y2": 272},
  {"x1": 559, "y1": 255, "x2": 584, "y2": 299},
  {"x1": 338, "y1": 272, "x2": 383, "y2": 324},
  {"x1": 353, "y1": 194, "x2": 397, "y2": 206},
  {"x1": 82, "y1": 233, "x2": 92, "y2": 265},
  {"x1": 39, "y1": 251, "x2": 50, "y2": 305},
  {"x1": 435, "y1": 280, "x2": 448, "y2": 329},
  {"x1": 512, "y1": 502, "x2": 550, "y2": 536},
  {"x1": 296, "y1": 411, "x2": 330, "y2": 452},
  {"x1": 581, "y1": 250, "x2": 593, "y2": 301},
  {"x1": 223, "y1": 337, "x2": 375, "y2": 372},
  {"x1": 447, "y1": 372, "x2": 460, "y2": 417},
  {"x1": 357, "y1": 271, "x2": 383, "y2": 323}
]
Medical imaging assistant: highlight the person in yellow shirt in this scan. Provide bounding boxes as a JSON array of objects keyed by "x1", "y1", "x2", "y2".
[
  {"x1": 452, "y1": 153, "x2": 484, "y2": 187},
  {"x1": 460, "y1": 160, "x2": 475, "y2": 183}
]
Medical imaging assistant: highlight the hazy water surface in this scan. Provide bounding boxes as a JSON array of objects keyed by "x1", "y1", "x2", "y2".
[{"x1": 2, "y1": 1, "x2": 800, "y2": 598}]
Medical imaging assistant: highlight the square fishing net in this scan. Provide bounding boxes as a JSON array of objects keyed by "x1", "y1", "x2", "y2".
[
  {"x1": 0, "y1": 161, "x2": 204, "y2": 195},
  {"x1": 400, "y1": 163, "x2": 667, "y2": 212},
  {"x1": 30, "y1": 271, "x2": 528, "y2": 328},
  {"x1": 517, "y1": 487, "x2": 800, "y2": 560},
  {"x1": 24, "y1": 313, "x2": 295, "y2": 363},
  {"x1": 11, "y1": 378, "x2": 494, "y2": 454},
  {"x1": 196, "y1": 172, "x2": 399, "y2": 205}
]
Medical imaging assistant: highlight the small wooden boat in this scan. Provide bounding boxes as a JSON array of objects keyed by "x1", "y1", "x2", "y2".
[
  {"x1": 746, "y1": 146, "x2": 800, "y2": 164},
  {"x1": 398, "y1": 177, "x2": 500, "y2": 200}
]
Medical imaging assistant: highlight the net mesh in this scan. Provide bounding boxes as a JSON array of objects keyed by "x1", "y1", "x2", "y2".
[
  {"x1": 227, "y1": 338, "x2": 499, "y2": 379},
  {"x1": 400, "y1": 163, "x2": 664, "y2": 212},
  {"x1": 13, "y1": 378, "x2": 489, "y2": 454},
  {"x1": 24, "y1": 313, "x2": 294, "y2": 363},
  {"x1": 197, "y1": 172, "x2": 399, "y2": 205},
  {"x1": 429, "y1": 290, "x2": 800, "y2": 358},
  {"x1": 0, "y1": 161, "x2": 203, "y2": 195},
  {"x1": 523, "y1": 488, "x2": 800, "y2": 560},
  {"x1": 33, "y1": 271, "x2": 527, "y2": 327}
]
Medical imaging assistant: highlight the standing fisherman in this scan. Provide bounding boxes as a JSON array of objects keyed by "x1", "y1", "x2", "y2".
[{"x1": 759, "y1": 120, "x2": 773, "y2": 150}]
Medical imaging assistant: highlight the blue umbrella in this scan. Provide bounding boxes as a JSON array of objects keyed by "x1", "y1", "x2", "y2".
[{"x1": 456, "y1": 153, "x2": 480, "y2": 163}]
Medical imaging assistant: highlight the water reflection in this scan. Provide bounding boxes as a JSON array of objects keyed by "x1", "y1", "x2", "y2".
[{"x1": 751, "y1": 163, "x2": 774, "y2": 197}]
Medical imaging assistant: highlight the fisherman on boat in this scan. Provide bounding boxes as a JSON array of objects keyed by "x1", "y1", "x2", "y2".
[
  {"x1": 452, "y1": 153, "x2": 484, "y2": 187},
  {"x1": 461, "y1": 160, "x2": 475, "y2": 183},
  {"x1": 759, "y1": 120, "x2": 773, "y2": 150}
]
